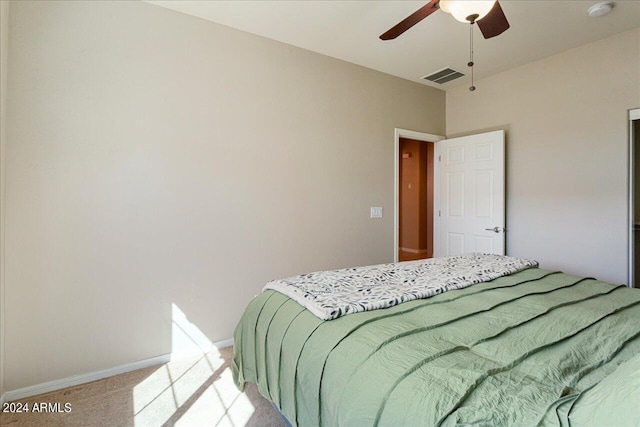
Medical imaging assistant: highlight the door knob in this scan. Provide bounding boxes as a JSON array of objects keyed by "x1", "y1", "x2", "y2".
[{"x1": 485, "y1": 227, "x2": 505, "y2": 233}]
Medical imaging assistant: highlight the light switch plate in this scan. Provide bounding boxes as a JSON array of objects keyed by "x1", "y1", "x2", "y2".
[{"x1": 370, "y1": 207, "x2": 383, "y2": 218}]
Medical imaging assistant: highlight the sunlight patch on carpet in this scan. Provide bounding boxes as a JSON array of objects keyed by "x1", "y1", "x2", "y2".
[{"x1": 132, "y1": 304, "x2": 254, "y2": 426}]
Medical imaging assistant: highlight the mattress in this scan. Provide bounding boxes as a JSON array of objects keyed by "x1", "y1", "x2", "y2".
[{"x1": 232, "y1": 267, "x2": 640, "y2": 426}]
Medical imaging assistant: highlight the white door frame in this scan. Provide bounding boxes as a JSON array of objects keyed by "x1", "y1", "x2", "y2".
[
  {"x1": 394, "y1": 129, "x2": 445, "y2": 262},
  {"x1": 628, "y1": 108, "x2": 640, "y2": 287}
]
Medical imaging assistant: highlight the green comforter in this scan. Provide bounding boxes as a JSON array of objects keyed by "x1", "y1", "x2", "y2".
[{"x1": 233, "y1": 268, "x2": 640, "y2": 426}]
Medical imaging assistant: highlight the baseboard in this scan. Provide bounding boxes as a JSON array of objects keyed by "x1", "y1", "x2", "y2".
[
  {"x1": 2, "y1": 353, "x2": 172, "y2": 404},
  {"x1": 1, "y1": 337, "x2": 234, "y2": 404}
]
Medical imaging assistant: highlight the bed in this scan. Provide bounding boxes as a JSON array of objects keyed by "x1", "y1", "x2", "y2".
[{"x1": 232, "y1": 254, "x2": 640, "y2": 426}]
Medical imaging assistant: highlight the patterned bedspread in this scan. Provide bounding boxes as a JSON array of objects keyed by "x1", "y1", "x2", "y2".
[
  {"x1": 263, "y1": 253, "x2": 538, "y2": 320},
  {"x1": 234, "y1": 268, "x2": 640, "y2": 426}
]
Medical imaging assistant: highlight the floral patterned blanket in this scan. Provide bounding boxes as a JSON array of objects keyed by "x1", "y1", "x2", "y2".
[{"x1": 263, "y1": 253, "x2": 538, "y2": 320}]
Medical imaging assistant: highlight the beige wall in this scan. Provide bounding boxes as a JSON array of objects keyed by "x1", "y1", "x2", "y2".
[
  {"x1": 3, "y1": 1, "x2": 445, "y2": 391},
  {"x1": 447, "y1": 28, "x2": 640, "y2": 285},
  {"x1": 1, "y1": 0, "x2": 10, "y2": 399}
]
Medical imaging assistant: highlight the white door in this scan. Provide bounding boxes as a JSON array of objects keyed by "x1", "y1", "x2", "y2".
[{"x1": 434, "y1": 130, "x2": 505, "y2": 256}]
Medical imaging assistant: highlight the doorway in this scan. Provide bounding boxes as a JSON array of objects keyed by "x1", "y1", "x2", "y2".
[
  {"x1": 394, "y1": 129, "x2": 444, "y2": 263},
  {"x1": 628, "y1": 108, "x2": 640, "y2": 288},
  {"x1": 393, "y1": 129, "x2": 506, "y2": 261},
  {"x1": 399, "y1": 138, "x2": 435, "y2": 261}
]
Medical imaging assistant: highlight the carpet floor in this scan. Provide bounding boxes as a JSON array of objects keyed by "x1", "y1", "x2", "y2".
[{"x1": 0, "y1": 346, "x2": 286, "y2": 427}]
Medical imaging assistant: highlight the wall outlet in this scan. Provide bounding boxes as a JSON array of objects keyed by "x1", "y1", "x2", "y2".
[{"x1": 370, "y1": 207, "x2": 383, "y2": 218}]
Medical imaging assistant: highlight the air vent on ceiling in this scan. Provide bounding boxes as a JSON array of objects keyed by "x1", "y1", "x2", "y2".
[{"x1": 422, "y1": 67, "x2": 465, "y2": 84}]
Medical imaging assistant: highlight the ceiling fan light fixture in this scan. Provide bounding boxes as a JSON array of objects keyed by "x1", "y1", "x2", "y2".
[
  {"x1": 440, "y1": 0, "x2": 497, "y2": 23},
  {"x1": 438, "y1": 0, "x2": 452, "y2": 13}
]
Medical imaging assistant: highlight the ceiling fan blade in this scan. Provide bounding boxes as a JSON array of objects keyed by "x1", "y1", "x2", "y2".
[
  {"x1": 477, "y1": 0, "x2": 510, "y2": 39},
  {"x1": 380, "y1": 0, "x2": 440, "y2": 40}
]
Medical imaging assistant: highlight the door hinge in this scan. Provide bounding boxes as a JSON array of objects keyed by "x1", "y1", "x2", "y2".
[
  {"x1": 438, "y1": 155, "x2": 441, "y2": 162},
  {"x1": 439, "y1": 210, "x2": 441, "y2": 217}
]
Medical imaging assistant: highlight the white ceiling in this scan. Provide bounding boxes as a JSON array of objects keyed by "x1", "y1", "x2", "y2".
[{"x1": 145, "y1": 0, "x2": 640, "y2": 90}]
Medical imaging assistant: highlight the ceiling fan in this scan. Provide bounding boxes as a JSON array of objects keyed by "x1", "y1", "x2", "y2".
[
  {"x1": 381, "y1": 0, "x2": 510, "y2": 91},
  {"x1": 380, "y1": 0, "x2": 510, "y2": 40}
]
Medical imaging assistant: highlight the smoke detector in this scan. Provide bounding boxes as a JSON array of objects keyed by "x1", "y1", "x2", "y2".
[{"x1": 587, "y1": 2, "x2": 613, "y2": 17}]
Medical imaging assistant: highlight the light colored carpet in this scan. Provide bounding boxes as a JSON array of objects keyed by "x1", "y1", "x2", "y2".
[{"x1": 0, "y1": 346, "x2": 286, "y2": 427}]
